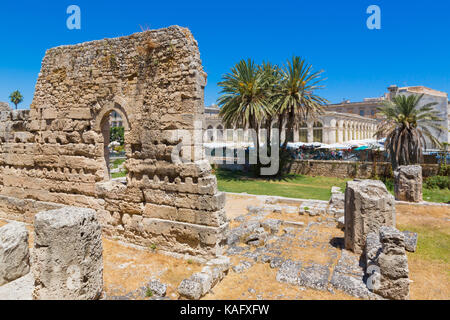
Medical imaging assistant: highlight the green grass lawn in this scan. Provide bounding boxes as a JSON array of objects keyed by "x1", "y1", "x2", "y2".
[
  {"x1": 215, "y1": 168, "x2": 450, "y2": 203},
  {"x1": 215, "y1": 169, "x2": 351, "y2": 201},
  {"x1": 397, "y1": 224, "x2": 450, "y2": 267}
]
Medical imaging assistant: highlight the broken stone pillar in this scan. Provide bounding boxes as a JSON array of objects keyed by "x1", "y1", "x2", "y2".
[
  {"x1": 32, "y1": 207, "x2": 103, "y2": 300},
  {"x1": 344, "y1": 179, "x2": 395, "y2": 254},
  {"x1": 365, "y1": 226, "x2": 410, "y2": 300},
  {"x1": 329, "y1": 186, "x2": 345, "y2": 217},
  {"x1": 394, "y1": 165, "x2": 423, "y2": 203},
  {"x1": 0, "y1": 222, "x2": 30, "y2": 286}
]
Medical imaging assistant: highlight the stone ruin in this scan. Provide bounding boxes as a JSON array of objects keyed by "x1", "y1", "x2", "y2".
[
  {"x1": 394, "y1": 165, "x2": 423, "y2": 203},
  {"x1": 0, "y1": 26, "x2": 228, "y2": 259},
  {"x1": 343, "y1": 179, "x2": 417, "y2": 299},
  {"x1": 365, "y1": 227, "x2": 410, "y2": 300},
  {"x1": 0, "y1": 222, "x2": 30, "y2": 286},
  {"x1": 344, "y1": 179, "x2": 396, "y2": 254},
  {"x1": 32, "y1": 207, "x2": 103, "y2": 300},
  {"x1": 0, "y1": 206, "x2": 104, "y2": 300}
]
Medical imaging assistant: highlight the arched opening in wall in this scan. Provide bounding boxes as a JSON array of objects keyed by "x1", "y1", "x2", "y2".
[
  {"x1": 99, "y1": 108, "x2": 129, "y2": 182},
  {"x1": 217, "y1": 125, "x2": 224, "y2": 142},
  {"x1": 207, "y1": 125, "x2": 214, "y2": 142},
  {"x1": 226, "y1": 124, "x2": 234, "y2": 142},
  {"x1": 298, "y1": 122, "x2": 308, "y2": 142},
  {"x1": 313, "y1": 121, "x2": 323, "y2": 143}
]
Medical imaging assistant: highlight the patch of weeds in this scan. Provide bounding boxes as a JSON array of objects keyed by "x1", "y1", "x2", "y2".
[
  {"x1": 149, "y1": 243, "x2": 157, "y2": 251},
  {"x1": 146, "y1": 288, "x2": 154, "y2": 298}
]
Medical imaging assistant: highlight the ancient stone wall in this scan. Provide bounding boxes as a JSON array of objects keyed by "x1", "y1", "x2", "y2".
[
  {"x1": 288, "y1": 160, "x2": 439, "y2": 179},
  {"x1": 0, "y1": 26, "x2": 228, "y2": 258}
]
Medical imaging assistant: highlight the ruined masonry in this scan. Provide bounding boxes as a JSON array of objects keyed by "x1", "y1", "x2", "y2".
[
  {"x1": 0, "y1": 222, "x2": 30, "y2": 286},
  {"x1": 344, "y1": 179, "x2": 396, "y2": 254},
  {"x1": 365, "y1": 226, "x2": 410, "y2": 300},
  {"x1": 0, "y1": 26, "x2": 228, "y2": 258},
  {"x1": 32, "y1": 207, "x2": 103, "y2": 300},
  {"x1": 394, "y1": 165, "x2": 423, "y2": 203}
]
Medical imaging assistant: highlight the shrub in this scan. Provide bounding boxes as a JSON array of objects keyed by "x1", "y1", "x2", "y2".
[
  {"x1": 380, "y1": 177, "x2": 394, "y2": 192},
  {"x1": 110, "y1": 126, "x2": 124, "y2": 145},
  {"x1": 424, "y1": 176, "x2": 450, "y2": 190},
  {"x1": 146, "y1": 288, "x2": 153, "y2": 297}
]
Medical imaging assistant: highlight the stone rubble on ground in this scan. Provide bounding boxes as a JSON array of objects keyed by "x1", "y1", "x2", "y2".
[
  {"x1": 147, "y1": 279, "x2": 167, "y2": 297},
  {"x1": 402, "y1": 231, "x2": 418, "y2": 252},
  {"x1": 365, "y1": 226, "x2": 410, "y2": 300},
  {"x1": 177, "y1": 256, "x2": 230, "y2": 300}
]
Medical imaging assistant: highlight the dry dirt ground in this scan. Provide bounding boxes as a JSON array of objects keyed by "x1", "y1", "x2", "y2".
[{"x1": 0, "y1": 194, "x2": 448, "y2": 300}]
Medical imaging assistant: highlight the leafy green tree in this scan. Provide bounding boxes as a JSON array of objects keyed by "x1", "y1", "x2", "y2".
[
  {"x1": 217, "y1": 59, "x2": 272, "y2": 168},
  {"x1": 110, "y1": 126, "x2": 125, "y2": 145},
  {"x1": 376, "y1": 94, "x2": 444, "y2": 169},
  {"x1": 272, "y1": 56, "x2": 327, "y2": 150},
  {"x1": 9, "y1": 90, "x2": 23, "y2": 110}
]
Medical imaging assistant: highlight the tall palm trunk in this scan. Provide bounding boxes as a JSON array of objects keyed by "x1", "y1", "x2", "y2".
[
  {"x1": 278, "y1": 113, "x2": 285, "y2": 150},
  {"x1": 282, "y1": 107, "x2": 295, "y2": 150}
]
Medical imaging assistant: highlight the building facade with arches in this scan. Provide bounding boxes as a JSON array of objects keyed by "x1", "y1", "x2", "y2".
[{"x1": 204, "y1": 105, "x2": 378, "y2": 145}]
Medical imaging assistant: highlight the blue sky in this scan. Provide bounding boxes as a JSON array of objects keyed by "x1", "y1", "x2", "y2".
[{"x1": 0, "y1": 0, "x2": 449, "y2": 109}]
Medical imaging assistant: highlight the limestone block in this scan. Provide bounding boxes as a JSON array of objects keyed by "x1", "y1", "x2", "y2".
[
  {"x1": 329, "y1": 186, "x2": 345, "y2": 217},
  {"x1": 394, "y1": 165, "x2": 423, "y2": 202},
  {"x1": 67, "y1": 108, "x2": 92, "y2": 120},
  {"x1": 402, "y1": 231, "x2": 418, "y2": 252},
  {"x1": 177, "y1": 278, "x2": 202, "y2": 300},
  {"x1": 147, "y1": 279, "x2": 167, "y2": 297},
  {"x1": 0, "y1": 222, "x2": 30, "y2": 286},
  {"x1": 374, "y1": 226, "x2": 409, "y2": 300},
  {"x1": 32, "y1": 207, "x2": 103, "y2": 300},
  {"x1": 42, "y1": 108, "x2": 58, "y2": 120},
  {"x1": 344, "y1": 179, "x2": 395, "y2": 254}
]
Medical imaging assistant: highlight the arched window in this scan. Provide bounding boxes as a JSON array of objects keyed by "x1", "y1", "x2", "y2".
[
  {"x1": 299, "y1": 122, "x2": 308, "y2": 142},
  {"x1": 226, "y1": 124, "x2": 234, "y2": 142},
  {"x1": 206, "y1": 125, "x2": 214, "y2": 142},
  {"x1": 217, "y1": 125, "x2": 224, "y2": 142},
  {"x1": 313, "y1": 121, "x2": 323, "y2": 143}
]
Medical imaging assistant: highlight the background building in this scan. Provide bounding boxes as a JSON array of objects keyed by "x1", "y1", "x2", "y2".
[
  {"x1": 204, "y1": 105, "x2": 378, "y2": 145},
  {"x1": 109, "y1": 111, "x2": 123, "y2": 128},
  {"x1": 205, "y1": 85, "x2": 449, "y2": 148},
  {"x1": 325, "y1": 85, "x2": 449, "y2": 147}
]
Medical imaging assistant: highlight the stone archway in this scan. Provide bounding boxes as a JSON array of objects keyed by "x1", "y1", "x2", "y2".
[{"x1": 96, "y1": 103, "x2": 131, "y2": 181}]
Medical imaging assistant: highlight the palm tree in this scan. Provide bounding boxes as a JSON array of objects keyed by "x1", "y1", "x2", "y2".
[
  {"x1": 9, "y1": 90, "x2": 23, "y2": 110},
  {"x1": 272, "y1": 56, "x2": 327, "y2": 149},
  {"x1": 259, "y1": 61, "x2": 281, "y2": 144},
  {"x1": 376, "y1": 94, "x2": 444, "y2": 169},
  {"x1": 217, "y1": 59, "x2": 272, "y2": 168}
]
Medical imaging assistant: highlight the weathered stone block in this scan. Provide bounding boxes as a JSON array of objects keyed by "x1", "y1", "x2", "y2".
[
  {"x1": 177, "y1": 278, "x2": 202, "y2": 300},
  {"x1": 402, "y1": 231, "x2": 418, "y2": 252},
  {"x1": 329, "y1": 186, "x2": 345, "y2": 217},
  {"x1": 394, "y1": 165, "x2": 423, "y2": 202},
  {"x1": 365, "y1": 226, "x2": 410, "y2": 300},
  {"x1": 344, "y1": 179, "x2": 395, "y2": 254},
  {"x1": 0, "y1": 222, "x2": 30, "y2": 286},
  {"x1": 32, "y1": 207, "x2": 103, "y2": 300}
]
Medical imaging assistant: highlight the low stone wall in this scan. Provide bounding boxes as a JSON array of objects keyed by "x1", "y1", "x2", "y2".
[{"x1": 288, "y1": 160, "x2": 439, "y2": 179}]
